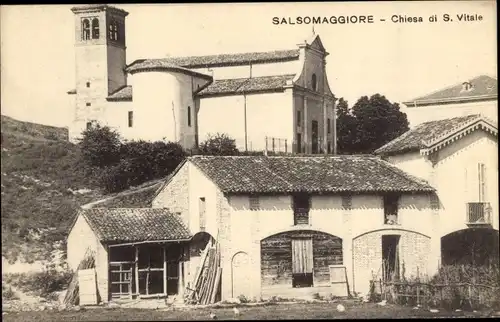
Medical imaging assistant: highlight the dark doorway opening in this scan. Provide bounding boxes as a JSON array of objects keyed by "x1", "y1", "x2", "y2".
[
  {"x1": 311, "y1": 120, "x2": 319, "y2": 154},
  {"x1": 382, "y1": 235, "x2": 400, "y2": 281}
]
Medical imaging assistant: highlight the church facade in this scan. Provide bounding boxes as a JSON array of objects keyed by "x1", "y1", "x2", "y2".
[{"x1": 68, "y1": 5, "x2": 337, "y2": 154}]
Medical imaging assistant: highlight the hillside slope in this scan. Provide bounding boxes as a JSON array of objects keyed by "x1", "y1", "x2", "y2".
[
  {"x1": 1, "y1": 115, "x2": 103, "y2": 263},
  {"x1": 1, "y1": 115, "x2": 167, "y2": 266}
]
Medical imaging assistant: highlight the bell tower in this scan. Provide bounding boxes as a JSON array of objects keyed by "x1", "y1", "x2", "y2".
[{"x1": 69, "y1": 5, "x2": 129, "y2": 142}]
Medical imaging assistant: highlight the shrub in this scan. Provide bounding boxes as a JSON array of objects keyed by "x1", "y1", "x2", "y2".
[
  {"x1": 78, "y1": 123, "x2": 121, "y2": 168},
  {"x1": 5, "y1": 268, "x2": 73, "y2": 298},
  {"x1": 2, "y1": 283, "x2": 19, "y2": 300},
  {"x1": 237, "y1": 294, "x2": 249, "y2": 303},
  {"x1": 100, "y1": 140, "x2": 186, "y2": 193},
  {"x1": 198, "y1": 133, "x2": 239, "y2": 156}
]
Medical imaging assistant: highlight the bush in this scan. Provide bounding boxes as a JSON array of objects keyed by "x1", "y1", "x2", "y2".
[
  {"x1": 99, "y1": 140, "x2": 186, "y2": 193},
  {"x1": 78, "y1": 123, "x2": 121, "y2": 168},
  {"x1": 198, "y1": 133, "x2": 239, "y2": 156},
  {"x1": 2, "y1": 283, "x2": 19, "y2": 300},
  {"x1": 5, "y1": 268, "x2": 73, "y2": 298}
]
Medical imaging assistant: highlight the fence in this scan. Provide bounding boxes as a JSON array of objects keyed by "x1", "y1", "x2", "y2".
[
  {"x1": 264, "y1": 136, "x2": 333, "y2": 155},
  {"x1": 369, "y1": 264, "x2": 500, "y2": 310}
]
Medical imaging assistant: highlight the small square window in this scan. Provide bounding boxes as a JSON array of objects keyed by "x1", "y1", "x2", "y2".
[
  {"x1": 86, "y1": 102, "x2": 91, "y2": 107},
  {"x1": 86, "y1": 122, "x2": 92, "y2": 130},
  {"x1": 249, "y1": 196, "x2": 260, "y2": 210},
  {"x1": 86, "y1": 82, "x2": 90, "y2": 88}
]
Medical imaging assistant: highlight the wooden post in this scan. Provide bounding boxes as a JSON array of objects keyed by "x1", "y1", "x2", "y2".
[
  {"x1": 163, "y1": 246, "x2": 167, "y2": 296},
  {"x1": 285, "y1": 139, "x2": 288, "y2": 153},
  {"x1": 135, "y1": 245, "x2": 139, "y2": 297},
  {"x1": 272, "y1": 138, "x2": 275, "y2": 152},
  {"x1": 416, "y1": 267, "x2": 420, "y2": 306},
  {"x1": 178, "y1": 245, "x2": 184, "y2": 298},
  {"x1": 265, "y1": 137, "x2": 268, "y2": 155}
]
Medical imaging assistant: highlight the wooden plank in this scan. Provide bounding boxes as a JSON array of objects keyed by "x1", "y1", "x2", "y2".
[
  {"x1": 163, "y1": 246, "x2": 167, "y2": 295},
  {"x1": 78, "y1": 268, "x2": 98, "y2": 306},
  {"x1": 210, "y1": 267, "x2": 222, "y2": 304},
  {"x1": 135, "y1": 246, "x2": 139, "y2": 296}
]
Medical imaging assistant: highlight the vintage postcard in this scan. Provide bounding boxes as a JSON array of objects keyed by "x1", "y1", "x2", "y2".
[{"x1": 1, "y1": 1, "x2": 498, "y2": 320}]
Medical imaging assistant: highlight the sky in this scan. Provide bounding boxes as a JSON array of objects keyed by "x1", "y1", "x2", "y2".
[{"x1": 0, "y1": 1, "x2": 497, "y2": 127}]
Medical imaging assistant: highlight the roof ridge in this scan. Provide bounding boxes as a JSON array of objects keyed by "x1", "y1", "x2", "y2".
[
  {"x1": 405, "y1": 75, "x2": 497, "y2": 103},
  {"x1": 161, "y1": 48, "x2": 299, "y2": 60},
  {"x1": 422, "y1": 114, "x2": 483, "y2": 146}
]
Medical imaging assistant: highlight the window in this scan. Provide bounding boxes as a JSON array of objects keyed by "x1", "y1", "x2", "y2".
[
  {"x1": 327, "y1": 142, "x2": 331, "y2": 154},
  {"x1": 293, "y1": 194, "x2": 310, "y2": 225},
  {"x1": 296, "y1": 110, "x2": 301, "y2": 127},
  {"x1": 187, "y1": 106, "x2": 191, "y2": 127},
  {"x1": 199, "y1": 197, "x2": 206, "y2": 231},
  {"x1": 86, "y1": 102, "x2": 91, "y2": 107},
  {"x1": 82, "y1": 19, "x2": 90, "y2": 40},
  {"x1": 128, "y1": 111, "x2": 133, "y2": 128},
  {"x1": 341, "y1": 195, "x2": 352, "y2": 209},
  {"x1": 327, "y1": 118, "x2": 331, "y2": 134},
  {"x1": 109, "y1": 21, "x2": 118, "y2": 41},
  {"x1": 311, "y1": 74, "x2": 317, "y2": 91},
  {"x1": 91, "y1": 18, "x2": 99, "y2": 39},
  {"x1": 86, "y1": 122, "x2": 92, "y2": 130},
  {"x1": 384, "y1": 194, "x2": 400, "y2": 225},
  {"x1": 292, "y1": 237, "x2": 314, "y2": 287},
  {"x1": 249, "y1": 196, "x2": 260, "y2": 210},
  {"x1": 86, "y1": 82, "x2": 90, "y2": 88}
]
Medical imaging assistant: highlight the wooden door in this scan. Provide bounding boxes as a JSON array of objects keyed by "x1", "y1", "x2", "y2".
[{"x1": 291, "y1": 238, "x2": 314, "y2": 287}]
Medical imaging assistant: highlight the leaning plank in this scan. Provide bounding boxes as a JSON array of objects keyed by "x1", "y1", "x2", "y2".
[{"x1": 210, "y1": 268, "x2": 222, "y2": 304}]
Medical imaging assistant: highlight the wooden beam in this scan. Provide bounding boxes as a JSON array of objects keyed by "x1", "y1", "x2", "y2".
[
  {"x1": 135, "y1": 246, "x2": 139, "y2": 297},
  {"x1": 179, "y1": 245, "x2": 185, "y2": 298},
  {"x1": 163, "y1": 246, "x2": 167, "y2": 296}
]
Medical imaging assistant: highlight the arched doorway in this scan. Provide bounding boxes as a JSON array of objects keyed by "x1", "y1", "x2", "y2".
[
  {"x1": 231, "y1": 252, "x2": 251, "y2": 299},
  {"x1": 260, "y1": 230, "x2": 343, "y2": 298},
  {"x1": 441, "y1": 228, "x2": 499, "y2": 266}
]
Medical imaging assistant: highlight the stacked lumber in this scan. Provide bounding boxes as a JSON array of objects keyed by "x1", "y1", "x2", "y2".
[
  {"x1": 63, "y1": 248, "x2": 96, "y2": 306},
  {"x1": 185, "y1": 240, "x2": 222, "y2": 305}
]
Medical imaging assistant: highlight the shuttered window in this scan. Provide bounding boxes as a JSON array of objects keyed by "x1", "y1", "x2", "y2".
[{"x1": 292, "y1": 238, "x2": 314, "y2": 274}]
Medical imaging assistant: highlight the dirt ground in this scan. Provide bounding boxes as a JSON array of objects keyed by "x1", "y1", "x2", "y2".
[{"x1": 2, "y1": 300, "x2": 494, "y2": 321}]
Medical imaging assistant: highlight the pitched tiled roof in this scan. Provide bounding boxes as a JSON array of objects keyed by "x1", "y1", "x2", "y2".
[
  {"x1": 188, "y1": 155, "x2": 434, "y2": 194},
  {"x1": 80, "y1": 208, "x2": 191, "y2": 243},
  {"x1": 375, "y1": 114, "x2": 498, "y2": 155},
  {"x1": 198, "y1": 74, "x2": 295, "y2": 96},
  {"x1": 107, "y1": 86, "x2": 133, "y2": 101},
  {"x1": 125, "y1": 61, "x2": 214, "y2": 78},
  {"x1": 404, "y1": 75, "x2": 497, "y2": 106},
  {"x1": 127, "y1": 49, "x2": 300, "y2": 70}
]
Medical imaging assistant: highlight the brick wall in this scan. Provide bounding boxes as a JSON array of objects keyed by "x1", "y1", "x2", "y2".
[
  {"x1": 152, "y1": 163, "x2": 190, "y2": 226},
  {"x1": 352, "y1": 229, "x2": 431, "y2": 296}
]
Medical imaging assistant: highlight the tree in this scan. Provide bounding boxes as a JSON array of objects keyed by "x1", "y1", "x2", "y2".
[
  {"x1": 336, "y1": 94, "x2": 409, "y2": 154},
  {"x1": 198, "y1": 133, "x2": 239, "y2": 156},
  {"x1": 78, "y1": 123, "x2": 121, "y2": 168}
]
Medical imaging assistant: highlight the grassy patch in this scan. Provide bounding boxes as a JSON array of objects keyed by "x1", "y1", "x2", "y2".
[{"x1": 1, "y1": 302, "x2": 491, "y2": 321}]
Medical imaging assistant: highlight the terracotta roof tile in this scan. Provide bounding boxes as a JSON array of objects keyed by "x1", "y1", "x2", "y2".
[
  {"x1": 188, "y1": 155, "x2": 434, "y2": 194},
  {"x1": 375, "y1": 114, "x2": 487, "y2": 155},
  {"x1": 198, "y1": 74, "x2": 295, "y2": 96},
  {"x1": 404, "y1": 75, "x2": 497, "y2": 106},
  {"x1": 81, "y1": 208, "x2": 191, "y2": 243},
  {"x1": 128, "y1": 49, "x2": 300, "y2": 70},
  {"x1": 107, "y1": 85, "x2": 132, "y2": 101}
]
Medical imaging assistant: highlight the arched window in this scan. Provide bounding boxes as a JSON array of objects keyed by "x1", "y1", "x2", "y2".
[
  {"x1": 82, "y1": 19, "x2": 90, "y2": 40},
  {"x1": 311, "y1": 74, "x2": 317, "y2": 91},
  {"x1": 109, "y1": 21, "x2": 119, "y2": 41},
  {"x1": 92, "y1": 18, "x2": 99, "y2": 39}
]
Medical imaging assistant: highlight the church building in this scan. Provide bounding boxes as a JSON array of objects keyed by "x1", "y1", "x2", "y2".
[{"x1": 67, "y1": 4, "x2": 338, "y2": 154}]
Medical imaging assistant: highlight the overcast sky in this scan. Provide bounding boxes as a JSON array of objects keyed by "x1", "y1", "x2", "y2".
[{"x1": 1, "y1": 1, "x2": 496, "y2": 127}]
